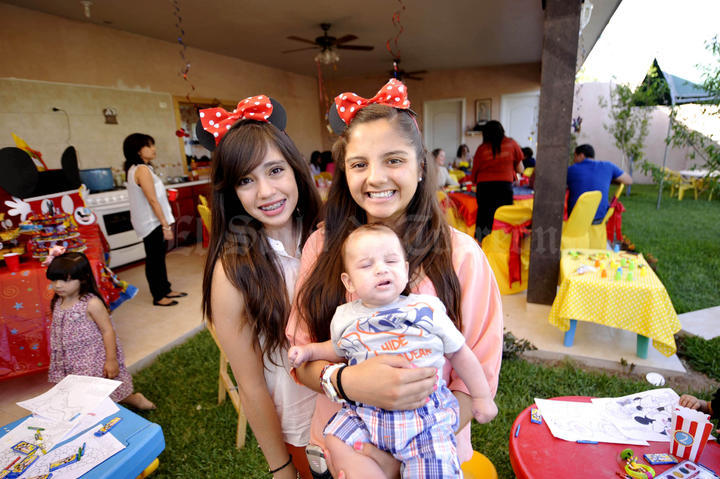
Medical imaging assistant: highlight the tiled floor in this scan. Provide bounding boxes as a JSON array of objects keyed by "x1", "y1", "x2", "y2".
[{"x1": 1, "y1": 244, "x2": 715, "y2": 426}]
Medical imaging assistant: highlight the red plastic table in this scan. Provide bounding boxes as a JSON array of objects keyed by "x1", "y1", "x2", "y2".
[{"x1": 509, "y1": 396, "x2": 720, "y2": 478}]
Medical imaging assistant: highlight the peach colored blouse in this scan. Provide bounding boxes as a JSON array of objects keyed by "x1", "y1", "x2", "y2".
[{"x1": 286, "y1": 227, "x2": 504, "y2": 463}]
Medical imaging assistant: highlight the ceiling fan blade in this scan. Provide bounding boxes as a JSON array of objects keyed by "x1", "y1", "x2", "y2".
[
  {"x1": 407, "y1": 70, "x2": 428, "y2": 75},
  {"x1": 287, "y1": 35, "x2": 318, "y2": 45},
  {"x1": 336, "y1": 44, "x2": 374, "y2": 51},
  {"x1": 334, "y1": 34, "x2": 358, "y2": 45},
  {"x1": 281, "y1": 46, "x2": 319, "y2": 53}
]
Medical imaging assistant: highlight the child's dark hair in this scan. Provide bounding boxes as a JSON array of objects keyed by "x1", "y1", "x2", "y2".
[{"x1": 46, "y1": 252, "x2": 108, "y2": 312}]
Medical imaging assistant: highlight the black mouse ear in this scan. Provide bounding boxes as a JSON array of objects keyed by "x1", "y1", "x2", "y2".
[
  {"x1": 0, "y1": 147, "x2": 39, "y2": 198},
  {"x1": 328, "y1": 103, "x2": 347, "y2": 135},
  {"x1": 268, "y1": 98, "x2": 287, "y2": 131},
  {"x1": 195, "y1": 119, "x2": 216, "y2": 152}
]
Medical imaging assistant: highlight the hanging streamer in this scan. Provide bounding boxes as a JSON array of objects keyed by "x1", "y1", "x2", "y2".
[
  {"x1": 385, "y1": 0, "x2": 406, "y2": 61},
  {"x1": 171, "y1": 0, "x2": 196, "y2": 103},
  {"x1": 316, "y1": 61, "x2": 332, "y2": 134}
]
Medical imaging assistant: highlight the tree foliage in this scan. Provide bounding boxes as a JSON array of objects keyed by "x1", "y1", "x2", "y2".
[{"x1": 599, "y1": 83, "x2": 651, "y2": 171}]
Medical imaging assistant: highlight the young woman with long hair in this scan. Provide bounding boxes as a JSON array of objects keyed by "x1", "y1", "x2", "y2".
[{"x1": 200, "y1": 96, "x2": 322, "y2": 479}]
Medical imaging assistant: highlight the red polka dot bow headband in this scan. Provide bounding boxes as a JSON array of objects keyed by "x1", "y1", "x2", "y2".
[
  {"x1": 331, "y1": 79, "x2": 411, "y2": 130},
  {"x1": 198, "y1": 95, "x2": 287, "y2": 147}
]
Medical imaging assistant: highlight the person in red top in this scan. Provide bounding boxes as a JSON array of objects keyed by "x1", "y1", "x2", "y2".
[{"x1": 470, "y1": 120, "x2": 524, "y2": 242}]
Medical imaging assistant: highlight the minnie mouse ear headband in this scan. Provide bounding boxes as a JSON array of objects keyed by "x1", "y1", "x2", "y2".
[
  {"x1": 328, "y1": 78, "x2": 413, "y2": 135},
  {"x1": 196, "y1": 95, "x2": 287, "y2": 151}
]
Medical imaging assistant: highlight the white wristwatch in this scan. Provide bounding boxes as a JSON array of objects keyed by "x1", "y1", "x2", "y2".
[{"x1": 320, "y1": 363, "x2": 346, "y2": 404}]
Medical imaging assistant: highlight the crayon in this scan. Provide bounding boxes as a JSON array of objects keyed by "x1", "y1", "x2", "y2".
[{"x1": 514, "y1": 424, "x2": 521, "y2": 437}]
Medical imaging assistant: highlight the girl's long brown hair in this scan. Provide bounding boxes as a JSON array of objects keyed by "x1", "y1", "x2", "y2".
[
  {"x1": 201, "y1": 120, "x2": 321, "y2": 364},
  {"x1": 295, "y1": 104, "x2": 462, "y2": 342}
]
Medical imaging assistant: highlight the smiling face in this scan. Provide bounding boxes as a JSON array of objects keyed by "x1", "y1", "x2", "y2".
[
  {"x1": 139, "y1": 142, "x2": 156, "y2": 163},
  {"x1": 344, "y1": 118, "x2": 421, "y2": 226},
  {"x1": 51, "y1": 278, "x2": 81, "y2": 299},
  {"x1": 234, "y1": 143, "x2": 299, "y2": 235},
  {"x1": 340, "y1": 228, "x2": 409, "y2": 308},
  {"x1": 435, "y1": 149, "x2": 446, "y2": 166}
]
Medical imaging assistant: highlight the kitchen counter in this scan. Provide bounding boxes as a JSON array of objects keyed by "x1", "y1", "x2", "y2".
[{"x1": 165, "y1": 178, "x2": 210, "y2": 188}]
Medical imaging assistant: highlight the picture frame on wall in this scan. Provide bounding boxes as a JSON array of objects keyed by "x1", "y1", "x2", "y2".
[{"x1": 475, "y1": 98, "x2": 492, "y2": 125}]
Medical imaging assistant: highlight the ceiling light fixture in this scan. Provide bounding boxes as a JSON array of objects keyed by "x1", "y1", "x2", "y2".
[
  {"x1": 80, "y1": 0, "x2": 93, "y2": 19},
  {"x1": 314, "y1": 49, "x2": 340, "y2": 65}
]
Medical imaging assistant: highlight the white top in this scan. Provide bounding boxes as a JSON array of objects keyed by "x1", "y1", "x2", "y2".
[
  {"x1": 126, "y1": 164, "x2": 175, "y2": 239},
  {"x1": 330, "y1": 293, "x2": 466, "y2": 372},
  {"x1": 264, "y1": 235, "x2": 316, "y2": 446}
]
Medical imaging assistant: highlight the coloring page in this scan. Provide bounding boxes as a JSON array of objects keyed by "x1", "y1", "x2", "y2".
[
  {"x1": 23, "y1": 427, "x2": 125, "y2": 479},
  {"x1": 591, "y1": 388, "x2": 679, "y2": 442},
  {"x1": 534, "y1": 398, "x2": 649, "y2": 445},
  {"x1": 17, "y1": 375, "x2": 120, "y2": 423}
]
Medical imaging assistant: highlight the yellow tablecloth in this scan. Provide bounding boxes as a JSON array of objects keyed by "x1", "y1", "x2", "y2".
[{"x1": 548, "y1": 249, "x2": 680, "y2": 357}]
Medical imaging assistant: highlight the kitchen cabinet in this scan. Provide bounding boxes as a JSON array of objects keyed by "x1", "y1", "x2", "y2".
[{"x1": 169, "y1": 180, "x2": 211, "y2": 248}]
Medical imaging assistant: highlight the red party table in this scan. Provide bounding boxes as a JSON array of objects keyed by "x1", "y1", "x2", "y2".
[
  {"x1": 0, "y1": 224, "x2": 117, "y2": 381},
  {"x1": 509, "y1": 396, "x2": 720, "y2": 478}
]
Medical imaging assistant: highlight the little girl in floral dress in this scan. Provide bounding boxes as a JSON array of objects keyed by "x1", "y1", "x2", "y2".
[{"x1": 46, "y1": 251, "x2": 155, "y2": 409}]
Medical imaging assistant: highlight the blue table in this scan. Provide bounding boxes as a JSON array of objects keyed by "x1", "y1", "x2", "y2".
[{"x1": 1, "y1": 405, "x2": 164, "y2": 478}]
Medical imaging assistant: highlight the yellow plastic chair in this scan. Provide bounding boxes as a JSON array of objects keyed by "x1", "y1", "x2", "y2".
[
  {"x1": 589, "y1": 184, "x2": 624, "y2": 249},
  {"x1": 522, "y1": 166, "x2": 534, "y2": 178},
  {"x1": 461, "y1": 451, "x2": 498, "y2": 479},
  {"x1": 664, "y1": 168, "x2": 697, "y2": 200},
  {"x1": 314, "y1": 172, "x2": 332, "y2": 184},
  {"x1": 448, "y1": 169, "x2": 465, "y2": 183},
  {"x1": 560, "y1": 191, "x2": 601, "y2": 250},
  {"x1": 198, "y1": 194, "x2": 208, "y2": 207},
  {"x1": 481, "y1": 202, "x2": 533, "y2": 295}
]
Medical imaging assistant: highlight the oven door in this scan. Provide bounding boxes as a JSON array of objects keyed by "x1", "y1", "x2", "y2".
[{"x1": 91, "y1": 204, "x2": 146, "y2": 267}]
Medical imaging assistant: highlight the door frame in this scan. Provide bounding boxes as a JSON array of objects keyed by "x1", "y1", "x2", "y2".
[{"x1": 422, "y1": 98, "x2": 467, "y2": 152}]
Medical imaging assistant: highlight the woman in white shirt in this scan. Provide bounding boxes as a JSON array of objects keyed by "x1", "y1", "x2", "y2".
[
  {"x1": 122, "y1": 133, "x2": 186, "y2": 307},
  {"x1": 432, "y1": 148, "x2": 459, "y2": 190}
]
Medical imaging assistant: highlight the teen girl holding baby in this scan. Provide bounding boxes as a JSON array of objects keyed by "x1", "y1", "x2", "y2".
[{"x1": 287, "y1": 79, "x2": 504, "y2": 478}]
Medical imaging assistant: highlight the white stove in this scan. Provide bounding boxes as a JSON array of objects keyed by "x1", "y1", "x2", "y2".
[{"x1": 86, "y1": 188, "x2": 145, "y2": 268}]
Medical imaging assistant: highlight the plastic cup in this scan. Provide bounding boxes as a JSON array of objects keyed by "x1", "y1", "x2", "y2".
[
  {"x1": 3, "y1": 252, "x2": 20, "y2": 272},
  {"x1": 167, "y1": 188, "x2": 178, "y2": 202}
]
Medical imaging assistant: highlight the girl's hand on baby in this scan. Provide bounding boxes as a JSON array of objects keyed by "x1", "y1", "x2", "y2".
[
  {"x1": 287, "y1": 346, "x2": 308, "y2": 368},
  {"x1": 103, "y1": 359, "x2": 119, "y2": 379},
  {"x1": 343, "y1": 354, "x2": 436, "y2": 410},
  {"x1": 471, "y1": 397, "x2": 498, "y2": 424}
]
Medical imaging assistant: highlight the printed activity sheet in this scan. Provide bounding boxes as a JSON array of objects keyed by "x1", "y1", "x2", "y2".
[
  {"x1": 17, "y1": 375, "x2": 120, "y2": 423},
  {"x1": 591, "y1": 388, "x2": 679, "y2": 442},
  {"x1": 534, "y1": 398, "x2": 649, "y2": 445}
]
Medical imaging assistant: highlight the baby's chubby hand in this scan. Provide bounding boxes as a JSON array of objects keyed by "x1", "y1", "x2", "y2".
[
  {"x1": 472, "y1": 397, "x2": 498, "y2": 424},
  {"x1": 287, "y1": 346, "x2": 310, "y2": 368}
]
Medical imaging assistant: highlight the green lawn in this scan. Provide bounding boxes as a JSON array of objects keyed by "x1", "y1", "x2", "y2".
[
  {"x1": 618, "y1": 184, "x2": 720, "y2": 314},
  {"x1": 130, "y1": 184, "x2": 720, "y2": 478},
  {"x1": 133, "y1": 330, "x2": 715, "y2": 479}
]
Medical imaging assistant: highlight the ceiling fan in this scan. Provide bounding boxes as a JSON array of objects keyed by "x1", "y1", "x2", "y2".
[
  {"x1": 389, "y1": 58, "x2": 427, "y2": 81},
  {"x1": 283, "y1": 23, "x2": 374, "y2": 63}
]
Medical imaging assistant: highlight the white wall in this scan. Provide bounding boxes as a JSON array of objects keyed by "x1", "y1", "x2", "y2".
[{"x1": 572, "y1": 82, "x2": 712, "y2": 183}]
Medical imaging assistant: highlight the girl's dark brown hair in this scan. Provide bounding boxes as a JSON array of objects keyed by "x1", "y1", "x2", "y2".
[
  {"x1": 295, "y1": 104, "x2": 462, "y2": 342},
  {"x1": 201, "y1": 120, "x2": 321, "y2": 365},
  {"x1": 46, "y1": 252, "x2": 109, "y2": 312}
]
